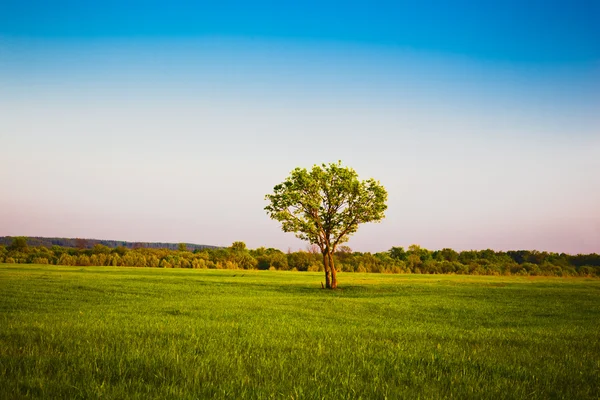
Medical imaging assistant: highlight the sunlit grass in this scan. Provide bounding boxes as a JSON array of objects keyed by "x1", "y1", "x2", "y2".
[{"x1": 1, "y1": 264, "x2": 599, "y2": 399}]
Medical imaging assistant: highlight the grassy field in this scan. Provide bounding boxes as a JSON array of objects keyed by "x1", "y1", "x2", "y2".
[{"x1": 0, "y1": 264, "x2": 599, "y2": 399}]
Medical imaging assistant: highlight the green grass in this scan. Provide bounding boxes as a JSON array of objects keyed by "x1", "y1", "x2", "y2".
[{"x1": 1, "y1": 264, "x2": 599, "y2": 399}]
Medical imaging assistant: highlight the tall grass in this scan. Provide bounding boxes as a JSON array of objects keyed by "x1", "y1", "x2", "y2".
[{"x1": 1, "y1": 264, "x2": 598, "y2": 399}]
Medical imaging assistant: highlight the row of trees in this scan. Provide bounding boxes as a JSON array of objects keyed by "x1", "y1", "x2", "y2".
[
  {"x1": 0, "y1": 236, "x2": 215, "y2": 251},
  {"x1": 2, "y1": 237, "x2": 599, "y2": 277}
]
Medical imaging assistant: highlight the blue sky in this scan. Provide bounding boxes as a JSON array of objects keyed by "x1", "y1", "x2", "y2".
[
  {"x1": 1, "y1": 1, "x2": 599, "y2": 253},
  {"x1": 1, "y1": 1, "x2": 599, "y2": 62}
]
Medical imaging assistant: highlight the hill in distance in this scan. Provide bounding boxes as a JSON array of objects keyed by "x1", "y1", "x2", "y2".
[{"x1": 0, "y1": 236, "x2": 219, "y2": 251}]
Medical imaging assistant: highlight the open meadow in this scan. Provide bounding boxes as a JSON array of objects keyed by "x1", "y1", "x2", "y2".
[{"x1": 1, "y1": 264, "x2": 599, "y2": 399}]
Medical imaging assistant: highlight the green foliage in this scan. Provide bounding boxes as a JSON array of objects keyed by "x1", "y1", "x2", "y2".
[
  {"x1": 389, "y1": 246, "x2": 407, "y2": 261},
  {"x1": 0, "y1": 239, "x2": 598, "y2": 278},
  {"x1": 92, "y1": 244, "x2": 111, "y2": 254},
  {"x1": 265, "y1": 162, "x2": 387, "y2": 288},
  {"x1": 287, "y1": 250, "x2": 321, "y2": 272},
  {"x1": 230, "y1": 241, "x2": 247, "y2": 252},
  {"x1": 8, "y1": 237, "x2": 28, "y2": 252},
  {"x1": 113, "y1": 246, "x2": 127, "y2": 257},
  {"x1": 1, "y1": 265, "x2": 599, "y2": 399},
  {"x1": 0, "y1": 236, "x2": 218, "y2": 252},
  {"x1": 265, "y1": 162, "x2": 387, "y2": 248},
  {"x1": 252, "y1": 247, "x2": 289, "y2": 271}
]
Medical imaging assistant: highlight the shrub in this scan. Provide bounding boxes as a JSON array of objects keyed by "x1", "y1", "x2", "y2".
[
  {"x1": 307, "y1": 263, "x2": 322, "y2": 272},
  {"x1": 579, "y1": 266, "x2": 596, "y2": 277}
]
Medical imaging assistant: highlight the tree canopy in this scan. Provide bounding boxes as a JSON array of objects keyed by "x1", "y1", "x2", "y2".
[
  {"x1": 8, "y1": 237, "x2": 28, "y2": 252},
  {"x1": 265, "y1": 162, "x2": 388, "y2": 288}
]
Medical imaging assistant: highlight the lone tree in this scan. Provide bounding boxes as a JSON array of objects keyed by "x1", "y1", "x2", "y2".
[{"x1": 265, "y1": 162, "x2": 387, "y2": 289}]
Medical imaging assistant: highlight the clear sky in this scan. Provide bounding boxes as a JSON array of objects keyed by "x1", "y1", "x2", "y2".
[{"x1": 1, "y1": 1, "x2": 599, "y2": 253}]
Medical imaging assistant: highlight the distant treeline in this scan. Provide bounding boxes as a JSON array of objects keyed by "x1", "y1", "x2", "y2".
[
  {"x1": 2, "y1": 237, "x2": 599, "y2": 277},
  {"x1": 0, "y1": 236, "x2": 217, "y2": 251}
]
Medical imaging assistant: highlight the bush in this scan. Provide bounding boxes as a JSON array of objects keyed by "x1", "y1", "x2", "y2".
[
  {"x1": 388, "y1": 265, "x2": 403, "y2": 274},
  {"x1": 307, "y1": 263, "x2": 322, "y2": 272},
  {"x1": 579, "y1": 266, "x2": 597, "y2": 277},
  {"x1": 76, "y1": 255, "x2": 91, "y2": 266}
]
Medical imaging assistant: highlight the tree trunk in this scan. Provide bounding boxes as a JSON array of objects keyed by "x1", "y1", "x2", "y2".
[
  {"x1": 322, "y1": 250, "x2": 337, "y2": 289},
  {"x1": 329, "y1": 252, "x2": 337, "y2": 289},
  {"x1": 323, "y1": 252, "x2": 331, "y2": 289}
]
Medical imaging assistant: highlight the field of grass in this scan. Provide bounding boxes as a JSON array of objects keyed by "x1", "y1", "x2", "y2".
[{"x1": 1, "y1": 264, "x2": 599, "y2": 399}]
